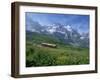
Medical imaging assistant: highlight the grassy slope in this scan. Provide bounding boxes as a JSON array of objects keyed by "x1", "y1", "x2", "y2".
[{"x1": 26, "y1": 31, "x2": 89, "y2": 67}]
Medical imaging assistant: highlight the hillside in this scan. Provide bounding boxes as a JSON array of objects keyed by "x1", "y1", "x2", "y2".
[
  {"x1": 26, "y1": 20, "x2": 89, "y2": 48},
  {"x1": 26, "y1": 31, "x2": 89, "y2": 67}
]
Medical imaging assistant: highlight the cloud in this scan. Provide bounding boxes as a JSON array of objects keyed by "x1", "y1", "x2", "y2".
[{"x1": 26, "y1": 12, "x2": 89, "y2": 33}]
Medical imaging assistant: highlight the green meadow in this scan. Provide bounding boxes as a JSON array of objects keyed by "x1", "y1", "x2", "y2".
[{"x1": 26, "y1": 32, "x2": 89, "y2": 67}]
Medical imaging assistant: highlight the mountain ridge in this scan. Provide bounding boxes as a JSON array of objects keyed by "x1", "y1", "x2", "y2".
[{"x1": 26, "y1": 21, "x2": 89, "y2": 48}]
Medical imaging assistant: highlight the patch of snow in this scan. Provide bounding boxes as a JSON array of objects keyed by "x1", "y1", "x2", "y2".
[
  {"x1": 48, "y1": 29, "x2": 55, "y2": 33},
  {"x1": 66, "y1": 25, "x2": 72, "y2": 32},
  {"x1": 47, "y1": 25, "x2": 58, "y2": 34},
  {"x1": 47, "y1": 27, "x2": 56, "y2": 34},
  {"x1": 31, "y1": 29, "x2": 39, "y2": 33},
  {"x1": 64, "y1": 25, "x2": 72, "y2": 32},
  {"x1": 57, "y1": 31, "x2": 66, "y2": 34},
  {"x1": 80, "y1": 36, "x2": 84, "y2": 40},
  {"x1": 31, "y1": 29, "x2": 36, "y2": 32}
]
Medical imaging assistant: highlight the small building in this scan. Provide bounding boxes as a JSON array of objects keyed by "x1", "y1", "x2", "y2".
[{"x1": 41, "y1": 43, "x2": 57, "y2": 48}]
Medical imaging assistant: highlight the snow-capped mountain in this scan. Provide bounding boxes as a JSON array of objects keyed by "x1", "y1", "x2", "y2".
[{"x1": 26, "y1": 21, "x2": 89, "y2": 48}]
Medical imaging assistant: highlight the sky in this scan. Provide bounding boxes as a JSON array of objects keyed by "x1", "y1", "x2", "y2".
[{"x1": 26, "y1": 12, "x2": 89, "y2": 33}]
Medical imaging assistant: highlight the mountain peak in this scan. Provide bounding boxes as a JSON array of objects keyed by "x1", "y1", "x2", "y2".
[
  {"x1": 26, "y1": 21, "x2": 89, "y2": 48},
  {"x1": 64, "y1": 25, "x2": 72, "y2": 32}
]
